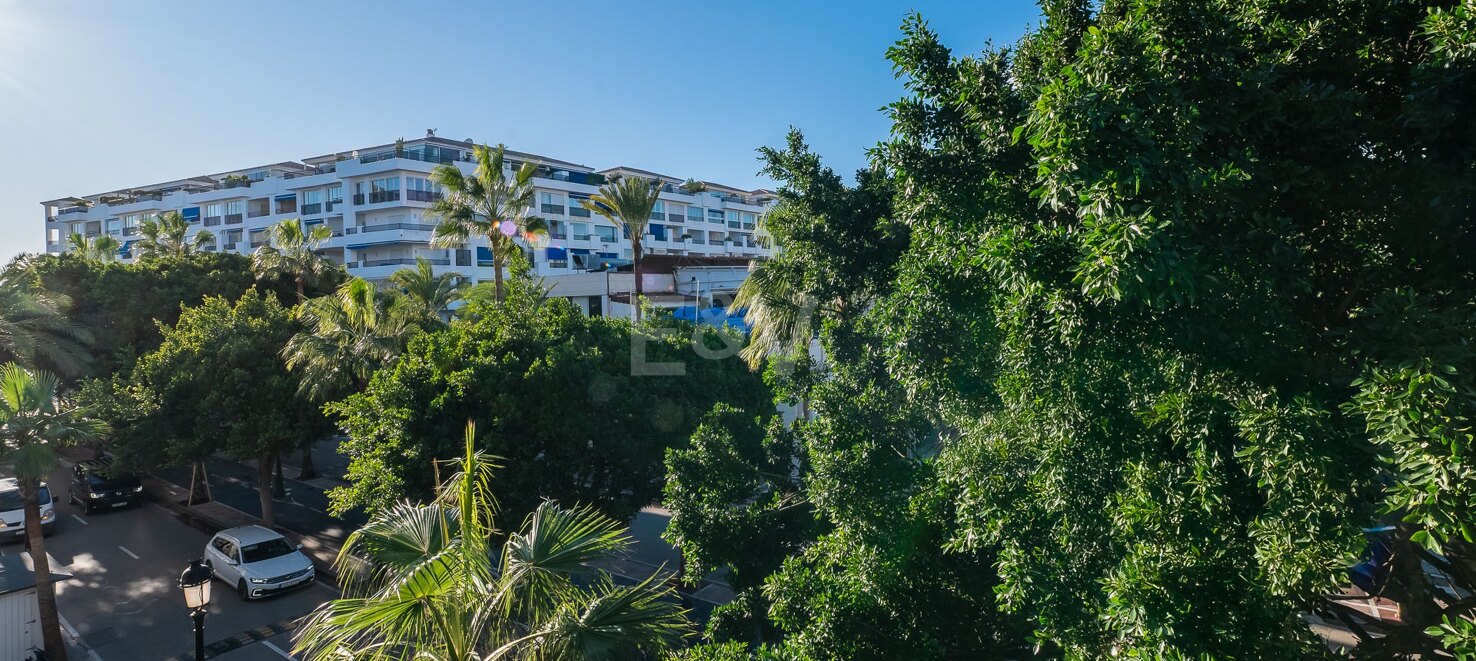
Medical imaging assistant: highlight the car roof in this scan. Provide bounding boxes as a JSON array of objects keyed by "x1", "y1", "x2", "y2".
[
  {"x1": 218, "y1": 525, "x2": 284, "y2": 546},
  {"x1": 0, "y1": 478, "x2": 48, "y2": 492}
]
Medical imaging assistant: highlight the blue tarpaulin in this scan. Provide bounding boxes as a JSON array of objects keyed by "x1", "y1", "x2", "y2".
[{"x1": 671, "y1": 305, "x2": 750, "y2": 333}]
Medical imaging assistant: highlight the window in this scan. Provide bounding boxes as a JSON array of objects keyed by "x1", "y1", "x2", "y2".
[
  {"x1": 406, "y1": 177, "x2": 441, "y2": 202},
  {"x1": 48, "y1": 227, "x2": 60, "y2": 243},
  {"x1": 326, "y1": 185, "x2": 343, "y2": 204},
  {"x1": 548, "y1": 220, "x2": 566, "y2": 239},
  {"x1": 687, "y1": 206, "x2": 703, "y2": 222},
  {"x1": 708, "y1": 209, "x2": 724, "y2": 222},
  {"x1": 742, "y1": 212, "x2": 756, "y2": 228},
  {"x1": 650, "y1": 201, "x2": 664, "y2": 221},
  {"x1": 276, "y1": 196, "x2": 297, "y2": 214},
  {"x1": 726, "y1": 210, "x2": 740, "y2": 228},
  {"x1": 569, "y1": 193, "x2": 591, "y2": 218},
  {"x1": 205, "y1": 203, "x2": 223, "y2": 219},
  {"x1": 572, "y1": 222, "x2": 590, "y2": 240},
  {"x1": 596, "y1": 226, "x2": 618, "y2": 242},
  {"x1": 540, "y1": 191, "x2": 565, "y2": 215},
  {"x1": 225, "y1": 201, "x2": 244, "y2": 223},
  {"x1": 369, "y1": 177, "x2": 400, "y2": 203},
  {"x1": 121, "y1": 214, "x2": 140, "y2": 236},
  {"x1": 667, "y1": 203, "x2": 685, "y2": 222}
]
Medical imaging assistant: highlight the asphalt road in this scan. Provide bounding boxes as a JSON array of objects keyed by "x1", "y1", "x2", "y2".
[{"x1": 12, "y1": 463, "x2": 333, "y2": 661}]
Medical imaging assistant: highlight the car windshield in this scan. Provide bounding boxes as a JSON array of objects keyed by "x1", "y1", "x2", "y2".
[
  {"x1": 240, "y1": 538, "x2": 295, "y2": 564},
  {"x1": 0, "y1": 486, "x2": 51, "y2": 511},
  {"x1": 85, "y1": 472, "x2": 140, "y2": 490}
]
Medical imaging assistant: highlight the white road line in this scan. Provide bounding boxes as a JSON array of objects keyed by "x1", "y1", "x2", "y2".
[
  {"x1": 70, "y1": 513, "x2": 88, "y2": 525},
  {"x1": 261, "y1": 640, "x2": 296, "y2": 660},
  {"x1": 117, "y1": 545, "x2": 139, "y2": 560}
]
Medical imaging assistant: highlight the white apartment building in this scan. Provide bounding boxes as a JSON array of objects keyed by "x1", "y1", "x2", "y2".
[{"x1": 41, "y1": 135, "x2": 776, "y2": 317}]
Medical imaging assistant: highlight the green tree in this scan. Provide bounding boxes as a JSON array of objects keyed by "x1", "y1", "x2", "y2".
[
  {"x1": 252, "y1": 218, "x2": 338, "y2": 303},
  {"x1": 326, "y1": 279, "x2": 772, "y2": 528},
  {"x1": 294, "y1": 422, "x2": 690, "y2": 661},
  {"x1": 66, "y1": 232, "x2": 121, "y2": 262},
  {"x1": 0, "y1": 267, "x2": 91, "y2": 378},
  {"x1": 387, "y1": 256, "x2": 464, "y2": 326},
  {"x1": 284, "y1": 277, "x2": 417, "y2": 402},
  {"x1": 0, "y1": 363, "x2": 105, "y2": 661},
  {"x1": 136, "y1": 211, "x2": 214, "y2": 258},
  {"x1": 428, "y1": 143, "x2": 548, "y2": 303},
  {"x1": 580, "y1": 176, "x2": 663, "y2": 321},
  {"x1": 94, "y1": 290, "x2": 325, "y2": 525}
]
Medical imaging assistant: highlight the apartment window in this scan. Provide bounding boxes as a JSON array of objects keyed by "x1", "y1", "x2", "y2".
[
  {"x1": 726, "y1": 210, "x2": 740, "y2": 228},
  {"x1": 276, "y1": 196, "x2": 297, "y2": 215},
  {"x1": 596, "y1": 226, "x2": 618, "y2": 242},
  {"x1": 48, "y1": 227, "x2": 60, "y2": 244},
  {"x1": 707, "y1": 209, "x2": 724, "y2": 223},
  {"x1": 248, "y1": 198, "x2": 270, "y2": 217},
  {"x1": 687, "y1": 207, "x2": 703, "y2": 222},
  {"x1": 225, "y1": 200, "x2": 244, "y2": 224},
  {"x1": 572, "y1": 222, "x2": 590, "y2": 240},
  {"x1": 540, "y1": 191, "x2": 565, "y2": 215},
  {"x1": 248, "y1": 170, "x2": 268, "y2": 181},
  {"x1": 742, "y1": 212, "x2": 757, "y2": 229},
  {"x1": 301, "y1": 190, "x2": 324, "y2": 215},
  {"x1": 406, "y1": 177, "x2": 441, "y2": 202},
  {"x1": 369, "y1": 177, "x2": 400, "y2": 203},
  {"x1": 204, "y1": 203, "x2": 224, "y2": 226},
  {"x1": 326, "y1": 185, "x2": 343, "y2": 206},
  {"x1": 649, "y1": 201, "x2": 664, "y2": 221},
  {"x1": 568, "y1": 193, "x2": 591, "y2": 217},
  {"x1": 548, "y1": 220, "x2": 567, "y2": 239},
  {"x1": 667, "y1": 203, "x2": 684, "y2": 222}
]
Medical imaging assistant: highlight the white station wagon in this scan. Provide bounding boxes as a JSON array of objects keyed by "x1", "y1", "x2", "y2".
[{"x1": 203, "y1": 525, "x2": 316, "y2": 600}]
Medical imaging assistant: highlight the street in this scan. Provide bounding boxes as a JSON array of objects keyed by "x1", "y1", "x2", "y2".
[{"x1": 20, "y1": 462, "x2": 331, "y2": 661}]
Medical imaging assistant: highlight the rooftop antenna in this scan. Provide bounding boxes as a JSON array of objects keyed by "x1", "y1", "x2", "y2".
[{"x1": 426, "y1": 128, "x2": 437, "y2": 137}]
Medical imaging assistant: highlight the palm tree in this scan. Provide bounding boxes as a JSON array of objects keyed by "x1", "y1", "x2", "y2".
[
  {"x1": 428, "y1": 144, "x2": 548, "y2": 303},
  {"x1": 252, "y1": 219, "x2": 338, "y2": 303},
  {"x1": 66, "y1": 232, "x2": 121, "y2": 262},
  {"x1": 0, "y1": 274, "x2": 91, "y2": 377},
  {"x1": 731, "y1": 259, "x2": 818, "y2": 370},
  {"x1": 136, "y1": 211, "x2": 214, "y2": 258},
  {"x1": 294, "y1": 422, "x2": 689, "y2": 661},
  {"x1": 388, "y1": 257, "x2": 464, "y2": 325},
  {"x1": 283, "y1": 278, "x2": 416, "y2": 403},
  {"x1": 0, "y1": 363, "x2": 106, "y2": 661},
  {"x1": 581, "y1": 176, "x2": 663, "y2": 322}
]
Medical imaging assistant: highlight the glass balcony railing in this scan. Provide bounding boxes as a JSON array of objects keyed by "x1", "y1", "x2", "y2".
[
  {"x1": 568, "y1": 206, "x2": 591, "y2": 218},
  {"x1": 203, "y1": 217, "x2": 222, "y2": 227},
  {"x1": 406, "y1": 190, "x2": 441, "y2": 203},
  {"x1": 225, "y1": 214, "x2": 243, "y2": 225},
  {"x1": 369, "y1": 190, "x2": 400, "y2": 204},
  {"x1": 345, "y1": 223, "x2": 437, "y2": 234},
  {"x1": 301, "y1": 203, "x2": 323, "y2": 215},
  {"x1": 541, "y1": 204, "x2": 565, "y2": 215}
]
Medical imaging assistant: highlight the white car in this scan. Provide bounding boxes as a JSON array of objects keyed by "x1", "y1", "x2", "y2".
[
  {"x1": 0, "y1": 478, "x2": 56, "y2": 542},
  {"x1": 203, "y1": 525, "x2": 316, "y2": 600}
]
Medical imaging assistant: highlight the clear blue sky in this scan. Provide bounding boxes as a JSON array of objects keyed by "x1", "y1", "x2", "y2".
[{"x1": 0, "y1": 0, "x2": 1042, "y2": 262}]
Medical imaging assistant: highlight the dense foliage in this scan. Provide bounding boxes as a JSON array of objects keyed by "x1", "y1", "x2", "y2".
[
  {"x1": 668, "y1": 2, "x2": 1476, "y2": 658},
  {"x1": 328, "y1": 279, "x2": 772, "y2": 527}
]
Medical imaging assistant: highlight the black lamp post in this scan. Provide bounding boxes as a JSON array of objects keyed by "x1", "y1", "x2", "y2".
[{"x1": 179, "y1": 559, "x2": 214, "y2": 660}]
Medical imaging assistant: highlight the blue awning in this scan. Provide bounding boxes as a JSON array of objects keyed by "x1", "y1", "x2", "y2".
[
  {"x1": 651, "y1": 225, "x2": 667, "y2": 241},
  {"x1": 570, "y1": 248, "x2": 591, "y2": 255},
  {"x1": 476, "y1": 247, "x2": 494, "y2": 262},
  {"x1": 597, "y1": 252, "x2": 617, "y2": 259},
  {"x1": 274, "y1": 194, "x2": 297, "y2": 201},
  {"x1": 180, "y1": 207, "x2": 200, "y2": 219},
  {"x1": 303, "y1": 218, "x2": 324, "y2": 225},
  {"x1": 545, "y1": 247, "x2": 567, "y2": 260}
]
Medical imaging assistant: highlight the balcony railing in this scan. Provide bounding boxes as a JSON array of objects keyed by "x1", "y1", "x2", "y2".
[
  {"x1": 225, "y1": 213, "x2": 243, "y2": 225},
  {"x1": 406, "y1": 190, "x2": 442, "y2": 203},
  {"x1": 248, "y1": 208, "x2": 270, "y2": 218},
  {"x1": 301, "y1": 203, "x2": 323, "y2": 215},
  {"x1": 360, "y1": 150, "x2": 468, "y2": 165},
  {"x1": 352, "y1": 194, "x2": 365, "y2": 205},
  {"x1": 203, "y1": 217, "x2": 222, "y2": 227},
  {"x1": 59, "y1": 206, "x2": 89, "y2": 216},
  {"x1": 345, "y1": 223, "x2": 437, "y2": 234},
  {"x1": 355, "y1": 257, "x2": 451, "y2": 268},
  {"x1": 667, "y1": 213, "x2": 684, "y2": 223},
  {"x1": 122, "y1": 227, "x2": 138, "y2": 237},
  {"x1": 573, "y1": 233, "x2": 592, "y2": 241},
  {"x1": 549, "y1": 231, "x2": 567, "y2": 240},
  {"x1": 568, "y1": 206, "x2": 591, "y2": 218},
  {"x1": 326, "y1": 200, "x2": 340, "y2": 212},
  {"x1": 223, "y1": 243, "x2": 238, "y2": 251},
  {"x1": 369, "y1": 190, "x2": 400, "y2": 204},
  {"x1": 541, "y1": 204, "x2": 565, "y2": 215},
  {"x1": 743, "y1": 222, "x2": 756, "y2": 230},
  {"x1": 728, "y1": 221, "x2": 742, "y2": 229},
  {"x1": 250, "y1": 241, "x2": 266, "y2": 248}
]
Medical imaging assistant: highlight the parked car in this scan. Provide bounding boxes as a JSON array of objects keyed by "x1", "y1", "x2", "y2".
[
  {"x1": 0, "y1": 478, "x2": 56, "y2": 542},
  {"x1": 68, "y1": 459, "x2": 143, "y2": 513},
  {"x1": 203, "y1": 525, "x2": 315, "y2": 600}
]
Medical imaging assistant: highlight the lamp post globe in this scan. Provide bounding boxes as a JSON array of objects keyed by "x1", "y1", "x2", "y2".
[{"x1": 180, "y1": 559, "x2": 213, "y2": 660}]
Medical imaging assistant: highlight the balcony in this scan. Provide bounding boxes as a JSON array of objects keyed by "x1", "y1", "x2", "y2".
[
  {"x1": 541, "y1": 204, "x2": 565, "y2": 215},
  {"x1": 225, "y1": 213, "x2": 243, "y2": 225},
  {"x1": 203, "y1": 216, "x2": 223, "y2": 227},
  {"x1": 568, "y1": 206, "x2": 591, "y2": 218},
  {"x1": 345, "y1": 223, "x2": 437, "y2": 234},
  {"x1": 728, "y1": 221, "x2": 742, "y2": 229},
  {"x1": 743, "y1": 222, "x2": 756, "y2": 230},
  {"x1": 549, "y1": 231, "x2": 568, "y2": 240},
  {"x1": 301, "y1": 203, "x2": 323, "y2": 215},
  {"x1": 58, "y1": 206, "x2": 89, "y2": 217},
  {"x1": 325, "y1": 200, "x2": 340, "y2": 212},
  {"x1": 223, "y1": 243, "x2": 238, "y2": 251},
  {"x1": 248, "y1": 208, "x2": 270, "y2": 218},
  {"x1": 355, "y1": 257, "x2": 451, "y2": 268},
  {"x1": 369, "y1": 190, "x2": 400, "y2": 204},
  {"x1": 407, "y1": 190, "x2": 441, "y2": 203},
  {"x1": 359, "y1": 149, "x2": 467, "y2": 165},
  {"x1": 352, "y1": 194, "x2": 365, "y2": 205},
  {"x1": 122, "y1": 227, "x2": 138, "y2": 237},
  {"x1": 667, "y1": 213, "x2": 684, "y2": 223}
]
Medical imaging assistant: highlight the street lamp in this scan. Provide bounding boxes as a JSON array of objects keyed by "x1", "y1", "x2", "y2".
[{"x1": 179, "y1": 559, "x2": 213, "y2": 661}]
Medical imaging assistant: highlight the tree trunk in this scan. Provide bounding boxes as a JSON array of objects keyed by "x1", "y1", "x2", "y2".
[
  {"x1": 22, "y1": 478, "x2": 68, "y2": 661},
  {"x1": 493, "y1": 251, "x2": 506, "y2": 302},
  {"x1": 187, "y1": 460, "x2": 212, "y2": 506},
  {"x1": 257, "y1": 455, "x2": 276, "y2": 526},
  {"x1": 296, "y1": 275, "x2": 306, "y2": 304},
  {"x1": 632, "y1": 238, "x2": 644, "y2": 322},
  {"x1": 272, "y1": 453, "x2": 286, "y2": 498},
  {"x1": 299, "y1": 441, "x2": 317, "y2": 480}
]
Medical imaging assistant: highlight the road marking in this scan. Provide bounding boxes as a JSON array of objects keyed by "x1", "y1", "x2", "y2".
[
  {"x1": 70, "y1": 514, "x2": 88, "y2": 525},
  {"x1": 261, "y1": 640, "x2": 296, "y2": 660},
  {"x1": 117, "y1": 545, "x2": 139, "y2": 560},
  {"x1": 59, "y1": 611, "x2": 104, "y2": 660}
]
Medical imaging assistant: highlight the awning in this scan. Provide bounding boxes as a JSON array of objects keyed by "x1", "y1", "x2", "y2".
[
  {"x1": 570, "y1": 248, "x2": 591, "y2": 255},
  {"x1": 476, "y1": 247, "x2": 494, "y2": 262},
  {"x1": 275, "y1": 194, "x2": 297, "y2": 201},
  {"x1": 545, "y1": 247, "x2": 567, "y2": 260},
  {"x1": 180, "y1": 207, "x2": 200, "y2": 219}
]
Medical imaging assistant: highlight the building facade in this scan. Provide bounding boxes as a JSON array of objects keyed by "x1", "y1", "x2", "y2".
[{"x1": 41, "y1": 135, "x2": 775, "y2": 316}]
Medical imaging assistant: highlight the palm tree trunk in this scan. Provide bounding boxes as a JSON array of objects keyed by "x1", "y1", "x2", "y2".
[
  {"x1": 299, "y1": 441, "x2": 317, "y2": 480},
  {"x1": 492, "y1": 251, "x2": 506, "y2": 302},
  {"x1": 257, "y1": 455, "x2": 276, "y2": 526},
  {"x1": 272, "y1": 453, "x2": 286, "y2": 498},
  {"x1": 22, "y1": 479, "x2": 68, "y2": 661},
  {"x1": 296, "y1": 275, "x2": 306, "y2": 304},
  {"x1": 632, "y1": 238, "x2": 644, "y2": 322}
]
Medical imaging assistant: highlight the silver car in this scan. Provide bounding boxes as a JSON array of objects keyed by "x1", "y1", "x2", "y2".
[{"x1": 203, "y1": 525, "x2": 316, "y2": 600}]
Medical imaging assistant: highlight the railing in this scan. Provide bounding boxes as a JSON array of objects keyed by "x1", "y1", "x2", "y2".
[
  {"x1": 728, "y1": 221, "x2": 742, "y2": 229},
  {"x1": 59, "y1": 206, "x2": 89, "y2": 216},
  {"x1": 549, "y1": 231, "x2": 567, "y2": 240},
  {"x1": 225, "y1": 214, "x2": 243, "y2": 225},
  {"x1": 248, "y1": 208, "x2": 270, "y2": 218},
  {"x1": 687, "y1": 213, "x2": 703, "y2": 223},
  {"x1": 568, "y1": 206, "x2": 591, "y2": 218},
  {"x1": 355, "y1": 257, "x2": 451, "y2": 268},
  {"x1": 667, "y1": 213, "x2": 683, "y2": 223},
  {"x1": 406, "y1": 190, "x2": 441, "y2": 203},
  {"x1": 250, "y1": 241, "x2": 266, "y2": 248},
  {"x1": 345, "y1": 223, "x2": 437, "y2": 234},
  {"x1": 369, "y1": 190, "x2": 400, "y2": 204},
  {"x1": 743, "y1": 222, "x2": 756, "y2": 230},
  {"x1": 541, "y1": 204, "x2": 565, "y2": 215},
  {"x1": 573, "y1": 233, "x2": 591, "y2": 241},
  {"x1": 300, "y1": 203, "x2": 323, "y2": 215},
  {"x1": 223, "y1": 243, "x2": 238, "y2": 251},
  {"x1": 325, "y1": 200, "x2": 340, "y2": 212},
  {"x1": 122, "y1": 227, "x2": 138, "y2": 237},
  {"x1": 203, "y1": 217, "x2": 222, "y2": 227},
  {"x1": 352, "y1": 194, "x2": 365, "y2": 205},
  {"x1": 84, "y1": 231, "x2": 101, "y2": 238},
  {"x1": 360, "y1": 150, "x2": 467, "y2": 165}
]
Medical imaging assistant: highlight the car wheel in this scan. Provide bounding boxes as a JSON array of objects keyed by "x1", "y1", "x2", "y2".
[{"x1": 237, "y1": 579, "x2": 249, "y2": 601}]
